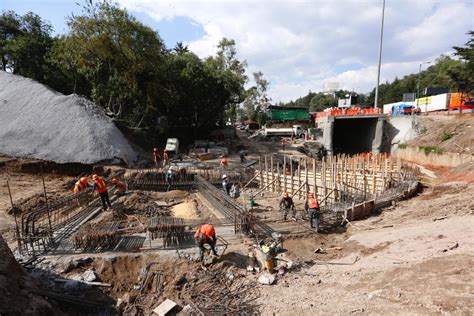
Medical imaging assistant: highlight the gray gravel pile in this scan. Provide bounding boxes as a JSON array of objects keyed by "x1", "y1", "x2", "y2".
[{"x1": 0, "y1": 71, "x2": 136, "y2": 164}]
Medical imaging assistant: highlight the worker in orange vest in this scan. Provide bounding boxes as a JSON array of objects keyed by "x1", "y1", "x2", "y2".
[
  {"x1": 73, "y1": 177, "x2": 91, "y2": 193},
  {"x1": 194, "y1": 224, "x2": 218, "y2": 262},
  {"x1": 111, "y1": 178, "x2": 127, "y2": 195},
  {"x1": 305, "y1": 192, "x2": 320, "y2": 232},
  {"x1": 153, "y1": 147, "x2": 161, "y2": 167},
  {"x1": 92, "y1": 174, "x2": 112, "y2": 211}
]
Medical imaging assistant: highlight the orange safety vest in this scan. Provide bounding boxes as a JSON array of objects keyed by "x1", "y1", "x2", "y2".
[
  {"x1": 95, "y1": 178, "x2": 108, "y2": 193},
  {"x1": 194, "y1": 224, "x2": 215, "y2": 241},
  {"x1": 220, "y1": 159, "x2": 228, "y2": 166},
  {"x1": 115, "y1": 180, "x2": 127, "y2": 193},
  {"x1": 73, "y1": 180, "x2": 87, "y2": 193},
  {"x1": 308, "y1": 198, "x2": 319, "y2": 209}
]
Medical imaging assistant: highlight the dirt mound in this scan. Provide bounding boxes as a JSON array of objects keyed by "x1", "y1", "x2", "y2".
[
  {"x1": 6, "y1": 191, "x2": 67, "y2": 216},
  {"x1": 171, "y1": 199, "x2": 199, "y2": 219},
  {"x1": 407, "y1": 115, "x2": 474, "y2": 154},
  {"x1": 0, "y1": 71, "x2": 136, "y2": 165},
  {"x1": 0, "y1": 235, "x2": 57, "y2": 315}
]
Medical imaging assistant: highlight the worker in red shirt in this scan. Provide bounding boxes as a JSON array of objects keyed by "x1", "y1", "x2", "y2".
[
  {"x1": 163, "y1": 149, "x2": 169, "y2": 167},
  {"x1": 111, "y1": 178, "x2": 127, "y2": 195},
  {"x1": 279, "y1": 192, "x2": 295, "y2": 221},
  {"x1": 305, "y1": 192, "x2": 320, "y2": 232},
  {"x1": 194, "y1": 224, "x2": 218, "y2": 262},
  {"x1": 92, "y1": 174, "x2": 112, "y2": 211},
  {"x1": 73, "y1": 177, "x2": 91, "y2": 193},
  {"x1": 153, "y1": 147, "x2": 161, "y2": 167},
  {"x1": 220, "y1": 157, "x2": 228, "y2": 170}
]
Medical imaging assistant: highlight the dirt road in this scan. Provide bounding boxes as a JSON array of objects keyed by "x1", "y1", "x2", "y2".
[{"x1": 257, "y1": 176, "x2": 474, "y2": 314}]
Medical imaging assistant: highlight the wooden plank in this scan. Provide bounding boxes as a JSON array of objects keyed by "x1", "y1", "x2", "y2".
[{"x1": 283, "y1": 156, "x2": 287, "y2": 194}]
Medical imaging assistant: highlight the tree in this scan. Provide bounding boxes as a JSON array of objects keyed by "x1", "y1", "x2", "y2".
[
  {"x1": 206, "y1": 38, "x2": 248, "y2": 123},
  {"x1": 0, "y1": 11, "x2": 54, "y2": 81},
  {"x1": 449, "y1": 31, "x2": 474, "y2": 95},
  {"x1": 242, "y1": 72, "x2": 270, "y2": 125},
  {"x1": 51, "y1": 1, "x2": 167, "y2": 128},
  {"x1": 173, "y1": 41, "x2": 189, "y2": 54}
]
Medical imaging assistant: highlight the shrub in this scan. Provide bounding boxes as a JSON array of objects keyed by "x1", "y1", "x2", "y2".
[
  {"x1": 441, "y1": 131, "x2": 453, "y2": 142},
  {"x1": 418, "y1": 146, "x2": 444, "y2": 155},
  {"x1": 398, "y1": 143, "x2": 408, "y2": 149}
]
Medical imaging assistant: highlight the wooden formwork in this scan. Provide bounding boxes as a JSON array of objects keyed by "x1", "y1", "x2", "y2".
[{"x1": 257, "y1": 153, "x2": 405, "y2": 205}]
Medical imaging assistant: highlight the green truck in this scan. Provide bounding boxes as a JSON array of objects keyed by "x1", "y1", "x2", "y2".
[{"x1": 266, "y1": 105, "x2": 309, "y2": 121}]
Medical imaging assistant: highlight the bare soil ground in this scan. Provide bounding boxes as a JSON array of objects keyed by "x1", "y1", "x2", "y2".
[
  {"x1": 256, "y1": 168, "x2": 474, "y2": 315},
  {"x1": 0, "y1": 156, "x2": 71, "y2": 234},
  {"x1": 408, "y1": 115, "x2": 474, "y2": 153},
  {"x1": 1, "y1": 127, "x2": 473, "y2": 315}
]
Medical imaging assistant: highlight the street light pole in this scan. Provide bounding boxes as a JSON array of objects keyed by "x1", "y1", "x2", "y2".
[
  {"x1": 374, "y1": 0, "x2": 386, "y2": 109},
  {"x1": 416, "y1": 61, "x2": 431, "y2": 113}
]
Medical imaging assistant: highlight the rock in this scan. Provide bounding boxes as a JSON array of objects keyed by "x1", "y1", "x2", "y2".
[
  {"x1": 83, "y1": 269, "x2": 97, "y2": 282},
  {"x1": 258, "y1": 273, "x2": 275, "y2": 285}
]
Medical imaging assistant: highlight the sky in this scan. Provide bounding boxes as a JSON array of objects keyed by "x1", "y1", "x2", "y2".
[{"x1": 2, "y1": 0, "x2": 473, "y2": 102}]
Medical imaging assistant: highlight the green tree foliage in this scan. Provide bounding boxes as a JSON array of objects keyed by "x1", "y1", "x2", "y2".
[
  {"x1": 0, "y1": 11, "x2": 54, "y2": 81},
  {"x1": 1, "y1": 2, "x2": 249, "y2": 146},
  {"x1": 364, "y1": 55, "x2": 469, "y2": 107},
  {"x1": 449, "y1": 31, "x2": 474, "y2": 95},
  {"x1": 242, "y1": 71, "x2": 270, "y2": 125}
]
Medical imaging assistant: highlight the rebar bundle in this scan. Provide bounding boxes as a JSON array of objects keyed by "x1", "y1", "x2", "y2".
[
  {"x1": 73, "y1": 221, "x2": 122, "y2": 250},
  {"x1": 146, "y1": 217, "x2": 192, "y2": 248}
]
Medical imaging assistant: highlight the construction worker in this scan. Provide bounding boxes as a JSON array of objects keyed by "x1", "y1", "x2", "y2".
[
  {"x1": 166, "y1": 167, "x2": 173, "y2": 191},
  {"x1": 92, "y1": 174, "x2": 112, "y2": 211},
  {"x1": 220, "y1": 157, "x2": 228, "y2": 170},
  {"x1": 163, "y1": 149, "x2": 169, "y2": 167},
  {"x1": 222, "y1": 174, "x2": 230, "y2": 195},
  {"x1": 111, "y1": 178, "x2": 127, "y2": 195},
  {"x1": 279, "y1": 192, "x2": 295, "y2": 221},
  {"x1": 73, "y1": 177, "x2": 91, "y2": 193},
  {"x1": 305, "y1": 193, "x2": 320, "y2": 232},
  {"x1": 239, "y1": 150, "x2": 246, "y2": 163},
  {"x1": 194, "y1": 224, "x2": 218, "y2": 262},
  {"x1": 153, "y1": 147, "x2": 161, "y2": 167}
]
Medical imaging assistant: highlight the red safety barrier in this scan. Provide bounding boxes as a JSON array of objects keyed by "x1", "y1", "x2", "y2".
[{"x1": 315, "y1": 107, "x2": 382, "y2": 119}]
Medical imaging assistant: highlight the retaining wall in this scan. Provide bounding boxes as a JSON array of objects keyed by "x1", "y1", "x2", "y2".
[{"x1": 394, "y1": 146, "x2": 473, "y2": 167}]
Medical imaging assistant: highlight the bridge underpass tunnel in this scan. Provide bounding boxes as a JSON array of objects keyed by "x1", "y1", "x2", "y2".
[{"x1": 333, "y1": 117, "x2": 379, "y2": 154}]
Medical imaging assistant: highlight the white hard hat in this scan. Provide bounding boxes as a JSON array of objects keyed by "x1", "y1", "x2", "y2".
[{"x1": 222, "y1": 174, "x2": 227, "y2": 179}]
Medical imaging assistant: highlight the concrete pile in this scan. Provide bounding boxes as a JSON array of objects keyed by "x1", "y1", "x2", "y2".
[{"x1": 0, "y1": 71, "x2": 136, "y2": 164}]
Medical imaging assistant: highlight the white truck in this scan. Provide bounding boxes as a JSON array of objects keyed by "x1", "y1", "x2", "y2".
[
  {"x1": 264, "y1": 125, "x2": 305, "y2": 138},
  {"x1": 165, "y1": 138, "x2": 179, "y2": 156}
]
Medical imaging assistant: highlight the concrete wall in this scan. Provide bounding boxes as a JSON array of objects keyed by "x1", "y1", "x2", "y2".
[
  {"x1": 317, "y1": 115, "x2": 386, "y2": 155},
  {"x1": 394, "y1": 146, "x2": 473, "y2": 167}
]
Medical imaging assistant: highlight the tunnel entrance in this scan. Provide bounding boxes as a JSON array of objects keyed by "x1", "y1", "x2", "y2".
[{"x1": 333, "y1": 117, "x2": 378, "y2": 154}]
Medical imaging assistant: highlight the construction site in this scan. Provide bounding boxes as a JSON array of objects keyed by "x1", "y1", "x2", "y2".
[
  {"x1": 1, "y1": 2, "x2": 474, "y2": 314},
  {"x1": 1, "y1": 69, "x2": 473, "y2": 315}
]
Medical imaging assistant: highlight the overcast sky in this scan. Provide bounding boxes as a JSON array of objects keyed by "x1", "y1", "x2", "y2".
[{"x1": 3, "y1": 0, "x2": 473, "y2": 102}]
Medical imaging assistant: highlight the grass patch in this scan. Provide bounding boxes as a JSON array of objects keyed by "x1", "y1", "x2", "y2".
[
  {"x1": 418, "y1": 145, "x2": 444, "y2": 155},
  {"x1": 398, "y1": 143, "x2": 408, "y2": 149},
  {"x1": 441, "y1": 131, "x2": 453, "y2": 142}
]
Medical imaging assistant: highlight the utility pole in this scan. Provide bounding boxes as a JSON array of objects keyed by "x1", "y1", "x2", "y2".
[
  {"x1": 374, "y1": 0, "x2": 386, "y2": 109},
  {"x1": 417, "y1": 61, "x2": 431, "y2": 113}
]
